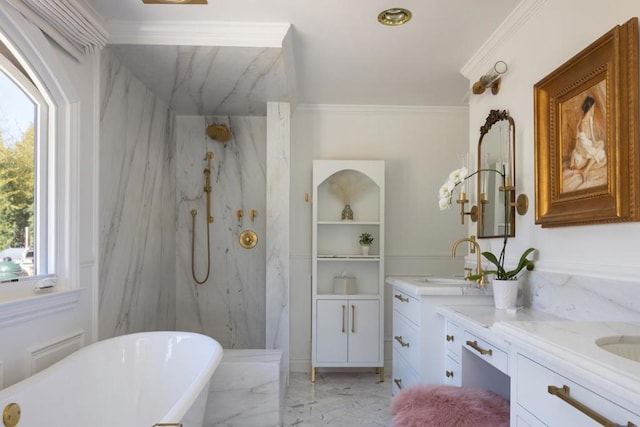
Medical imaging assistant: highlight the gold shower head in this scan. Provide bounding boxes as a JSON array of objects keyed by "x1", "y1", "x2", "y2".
[{"x1": 206, "y1": 124, "x2": 232, "y2": 142}]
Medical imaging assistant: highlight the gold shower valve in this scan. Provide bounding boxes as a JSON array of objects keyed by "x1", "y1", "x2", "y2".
[
  {"x1": 239, "y1": 230, "x2": 258, "y2": 249},
  {"x1": 250, "y1": 210, "x2": 258, "y2": 222}
]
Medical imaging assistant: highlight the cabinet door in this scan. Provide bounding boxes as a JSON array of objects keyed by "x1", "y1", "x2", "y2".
[
  {"x1": 348, "y1": 300, "x2": 380, "y2": 363},
  {"x1": 316, "y1": 299, "x2": 348, "y2": 363}
]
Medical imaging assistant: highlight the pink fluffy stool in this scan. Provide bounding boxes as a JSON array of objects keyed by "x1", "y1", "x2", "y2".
[{"x1": 391, "y1": 385, "x2": 510, "y2": 427}]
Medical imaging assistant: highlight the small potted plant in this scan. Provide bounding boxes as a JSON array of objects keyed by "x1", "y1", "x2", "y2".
[
  {"x1": 359, "y1": 232, "x2": 374, "y2": 256},
  {"x1": 468, "y1": 247, "x2": 535, "y2": 309}
]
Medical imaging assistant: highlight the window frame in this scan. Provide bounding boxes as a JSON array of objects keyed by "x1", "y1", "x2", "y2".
[{"x1": 0, "y1": 45, "x2": 52, "y2": 279}]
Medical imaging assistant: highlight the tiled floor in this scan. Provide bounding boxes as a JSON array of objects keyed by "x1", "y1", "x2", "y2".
[{"x1": 284, "y1": 371, "x2": 393, "y2": 426}]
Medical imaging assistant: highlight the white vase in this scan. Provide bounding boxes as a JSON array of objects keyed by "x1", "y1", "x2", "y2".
[
  {"x1": 492, "y1": 279, "x2": 519, "y2": 309},
  {"x1": 360, "y1": 245, "x2": 370, "y2": 256}
]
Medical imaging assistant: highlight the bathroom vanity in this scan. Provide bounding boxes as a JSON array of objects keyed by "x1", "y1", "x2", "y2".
[
  {"x1": 438, "y1": 305, "x2": 640, "y2": 426},
  {"x1": 385, "y1": 276, "x2": 493, "y2": 395}
]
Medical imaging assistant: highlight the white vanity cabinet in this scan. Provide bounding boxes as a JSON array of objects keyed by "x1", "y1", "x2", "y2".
[
  {"x1": 311, "y1": 160, "x2": 385, "y2": 381},
  {"x1": 388, "y1": 281, "x2": 493, "y2": 395},
  {"x1": 515, "y1": 353, "x2": 640, "y2": 426}
]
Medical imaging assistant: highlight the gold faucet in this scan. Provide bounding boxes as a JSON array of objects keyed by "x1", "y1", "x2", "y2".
[{"x1": 452, "y1": 237, "x2": 488, "y2": 286}]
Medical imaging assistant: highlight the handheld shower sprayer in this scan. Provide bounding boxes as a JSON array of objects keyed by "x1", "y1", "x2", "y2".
[{"x1": 191, "y1": 151, "x2": 215, "y2": 285}]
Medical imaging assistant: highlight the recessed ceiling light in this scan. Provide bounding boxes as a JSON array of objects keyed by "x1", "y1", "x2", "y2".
[
  {"x1": 142, "y1": 0, "x2": 207, "y2": 4},
  {"x1": 378, "y1": 8, "x2": 412, "y2": 26}
]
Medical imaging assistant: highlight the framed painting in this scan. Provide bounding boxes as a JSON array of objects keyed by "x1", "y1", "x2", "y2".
[{"x1": 534, "y1": 17, "x2": 640, "y2": 227}]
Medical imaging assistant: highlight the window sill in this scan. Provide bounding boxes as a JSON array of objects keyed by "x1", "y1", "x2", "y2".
[{"x1": 0, "y1": 281, "x2": 84, "y2": 327}]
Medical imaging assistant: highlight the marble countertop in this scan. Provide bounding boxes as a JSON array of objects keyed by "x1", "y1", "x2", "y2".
[
  {"x1": 385, "y1": 276, "x2": 493, "y2": 297},
  {"x1": 495, "y1": 320, "x2": 640, "y2": 406},
  {"x1": 438, "y1": 304, "x2": 640, "y2": 410}
]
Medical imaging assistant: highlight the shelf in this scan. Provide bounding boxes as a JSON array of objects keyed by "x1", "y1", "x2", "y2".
[
  {"x1": 317, "y1": 221, "x2": 380, "y2": 225},
  {"x1": 317, "y1": 255, "x2": 380, "y2": 261}
]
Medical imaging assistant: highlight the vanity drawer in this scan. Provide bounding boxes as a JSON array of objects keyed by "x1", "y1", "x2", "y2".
[
  {"x1": 463, "y1": 330, "x2": 508, "y2": 374},
  {"x1": 392, "y1": 289, "x2": 420, "y2": 326},
  {"x1": 392, "y1": 347, "x2": 418, "y2": 396},
  {"x1": 392, "y1": 310, "x2": 420, "y2": 370},
  {"x1": 444, "y1": 355, "x2": 461, "y2": 386},
  {"x1": 516, "y1": 354, "x2": 640, "y2": 426},
  {"x1": 445, "y1": 319, "x2": 462, "y2": 357}
]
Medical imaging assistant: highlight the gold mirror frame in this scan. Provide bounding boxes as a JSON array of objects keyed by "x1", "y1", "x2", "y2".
[{"x1": 477, "y1": 110, "x2": 516, "y2": 239}]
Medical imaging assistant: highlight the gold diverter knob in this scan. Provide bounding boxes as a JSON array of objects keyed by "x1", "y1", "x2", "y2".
[
  {"x1": 3, "y1": 403, "x2": 21, "y2": 427},
  {"x1": 239, "y1": 230, "x2": 258, "y2": 249}
]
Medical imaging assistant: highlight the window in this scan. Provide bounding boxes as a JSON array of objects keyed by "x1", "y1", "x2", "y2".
[{"x1": 0, "y1": 50, "x2": 49, "y2": 279}]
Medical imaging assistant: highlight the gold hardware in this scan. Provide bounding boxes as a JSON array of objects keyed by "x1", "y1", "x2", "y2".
[
  {"x1": 237, "y1": 209, "x2": 244, "y2": 222},
  {"x1": 378, "y1": 367, "x2": 385, "y2": 382},
  {"x1": 311, "y1": 367, "x2": 316, "y2": 383},
  {"x1": 394, "y1": 336, "x2": 410, "y2": 348},
  {"x1": 3, "y1": 403, "x2": 20, "y2": 427},
  {"x1": 351, "y1": 305, "x2": 355, "y2": 333},
  {"x1": 472, "y1": 61, "x2": 508, "y2": 95},
  {"x1": 466, "y1": 340, "x2": 492, "y2": 355},
  {"x1": 394, "y1": 378, "x2": 404, "y2": 390},
  {"x1": 445, "y1": 370, "x2": 454, "y2": 378},
  {"x1": 393, "y1": 293, "x2": 409, "y2": 303},
  {"x1": 378, "y1": 8, "x2": 412, "y2": 26},
  {"x1": 469, "y1": 235, "x2": 476, "y2": 254},
  {"x1": 304, "y1": 193, "x2": 312, "y2": 203},
  {"x1": 250, "y1": 210, "x2": 258, "y2": 222},
  {"x1": 547, "y1": 385, "x2": 636, "y2": 427},
  {"x1": 206, "y1": 123, "x2": 231, "y2": 142},
  {"x1": 191, "y1": 152, "x2": 215, "y2": 285},
  {"x1": 515, "y1": 193, "x2": 529, "y2": 215},
  {"x1": 446, "y1": 334, "x2": 454, "y2": 342},
  {"x1": 452, "y1": 237, "x2": 488, "y2": 286},
  {"x1": 456, "y1": 192, "x2": 478, "y2": 224},
  {"x1": 341, "y1": 305, "x2": 346, "y2": 333},
  {"x1": 239, "y1": 230, "x2": 258, "y2": 249}
]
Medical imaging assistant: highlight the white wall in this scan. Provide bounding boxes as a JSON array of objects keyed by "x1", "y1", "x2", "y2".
[
  {"x1": 289, "y1": 105, "x2": 469, "y2": 372},
  {"x1": 0, "y1": 5, "x2": 98, "y2": 388},
  {"x1": 464, "y1": 0, "x2": 640, "y2": 319}
]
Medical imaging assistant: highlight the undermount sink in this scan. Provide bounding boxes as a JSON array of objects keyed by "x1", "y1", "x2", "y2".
[{"x1": 596, "y1": 335, "x2": 640, "y2": 362}]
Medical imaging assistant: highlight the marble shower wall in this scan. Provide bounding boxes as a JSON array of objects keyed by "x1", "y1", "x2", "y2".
[
  {"x1": 175, "y1": 115, "x2": 267, "y2": 349},
  {"x1": 99, "y1": 48, "x2": 176, "y2": 338}
]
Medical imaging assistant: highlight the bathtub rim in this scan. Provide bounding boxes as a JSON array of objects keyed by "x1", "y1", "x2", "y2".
[{"x1": 0, "y1": 330, "x2": 223, "y2": 425}]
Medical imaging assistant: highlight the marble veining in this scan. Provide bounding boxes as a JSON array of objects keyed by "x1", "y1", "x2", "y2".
[
  {"x1": 99, "y1": 47, "x2": 176, "y2": 338},
  {"x1": 266, "y1": 102, "x2": 291, "y2": 377},
  {"x1": 175, "y1": 115, "x2": 266, "y2": 349},
  {"x1": 110, "y1": 45, "x2": 288, "y2": 116},
  {"x1": 525, "y1": 271, "x2": 640, "y2": 321}
]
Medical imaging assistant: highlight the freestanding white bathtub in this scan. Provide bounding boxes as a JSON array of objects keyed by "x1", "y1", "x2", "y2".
[{"x1": 0, "y1": 331, "x2": 223, "y2": 427}]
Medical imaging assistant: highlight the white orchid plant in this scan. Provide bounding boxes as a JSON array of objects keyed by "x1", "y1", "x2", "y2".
[
  {"x1": 438, "y1": 166, "x2": 469, "y2": 210},
  {"x1": 438, "y1": 165, "x2": 536, "y2": 281}
]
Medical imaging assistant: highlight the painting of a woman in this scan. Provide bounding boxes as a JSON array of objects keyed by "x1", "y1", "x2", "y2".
[{"x1": 562, "y1": 82, "x2": 608, "y2": 193}]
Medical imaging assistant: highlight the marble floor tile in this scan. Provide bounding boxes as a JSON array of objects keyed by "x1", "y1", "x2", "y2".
[{"x1": 284, "y1": 372, "x2": 392, "y2": 427}]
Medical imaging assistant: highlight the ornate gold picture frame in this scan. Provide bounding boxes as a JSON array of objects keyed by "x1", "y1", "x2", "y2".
[{"x1": 534, "y1": 17, "x2": 639, "y2": 227}]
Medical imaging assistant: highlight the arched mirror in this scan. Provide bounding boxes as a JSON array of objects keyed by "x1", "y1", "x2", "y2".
[{"x1": 477, "y1": 110, "x2": 515, "y2": 238}]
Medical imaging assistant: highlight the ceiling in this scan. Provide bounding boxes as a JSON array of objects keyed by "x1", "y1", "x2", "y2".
[{"x1": 87, "y1": 0, "x2": 521, "y2": 111}]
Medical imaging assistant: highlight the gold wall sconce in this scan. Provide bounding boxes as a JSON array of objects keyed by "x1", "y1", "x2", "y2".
[
  {"x1": 472, "y1": 61, "x2": 508, "y2": 95},
  {"x1": 457, "y1": 192, "x2": 478, "y2": 224}
]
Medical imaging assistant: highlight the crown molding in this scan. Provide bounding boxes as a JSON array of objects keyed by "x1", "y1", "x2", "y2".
[
  {"x1": 296, "y1": 104, "x2": 468, "y2": 114},
  {"x1": 460, "y1": 0, "x2": 548, "y2": 79},
  {"x1": 106, "y1": 20, "x2": 291, "y2": 47}
]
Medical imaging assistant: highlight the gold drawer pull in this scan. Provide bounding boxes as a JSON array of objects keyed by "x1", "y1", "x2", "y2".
[
  {"x1": 394, "y1": 378, "x2": 404, "y2": 390},
  {"x1": 394, "y1": 293, "x2": 409, "y2": 303},
  {"x1": 446, "y1": 334, "x2": 454, "y2": 342},
  {"x1": 394, "y1": 335, "x2": 410, "y2": 348},
  {"x1": 466, "y1": 340, "x2": 492, "y2": 356},
  {"x1": 445, "y1": 370, "x2": 454, "y2": 378},
  {"x1": 547, "y1": 385, "x2": 637, "y2": 427},
  {"x1": 351, "y1": 304, "x2": 355, "y2": 333}
]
